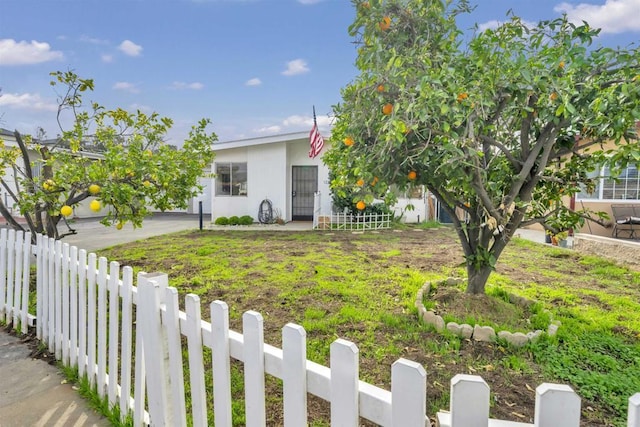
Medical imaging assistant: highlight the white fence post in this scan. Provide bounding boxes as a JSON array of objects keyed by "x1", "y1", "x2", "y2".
[
  {"x1": 69, "y1": 245, "x2": 78, "y2": 367},
  {"x1": 0, "y1": 228, "x2": 7, "y2": 321},
  {"x1": 19, "y1": 232, "x2": 31, "y2": 333},
  {"x1": 35, "y1": 233, "x2": 43, "y2": 339},
  {"x1": 96, "y1": 256, "x2": 108, "y2": 396},
  {"x1": 450, "y1": 374, "x2": 489, "y2": 427},
  {"x1": 5, "y1": 229, "x2": 15, "y2": 325},
  {"x1": 11, "y1": 230, "x2": 23, "y2": 330},
  {"x1": 243, "y1": 310, "x2": 266, "y2": 426},
  {"x1": 61, "y1": 243, "x2": 70, "y2": 365},
  {"x1": 77, "y1": 249, "x2": 88, "y2": 378},
  {"x1": 211, "y1": 300, "x2": 232, "y2": 427},
  {"x1": 283, "y1": 323, "x2": 307, "y2": 427},
  {"x1": 163, "y1": 286, "x2": 187, "y2": 427},
  {"x1": 391, "y1": 358, "x2": 426, "y2": 427},
  {"x1": 138, "y1": 275, "x2": 171, "y2": 426},
  {"x1": 185, "y1": 294, "x2": 207, "y2": 426},
  {"x1": 107, "y1": 261, "x2": 121, "y2": 405},
  {"x1": 54, "y1": 240, "x2": 62, "y2": 358},
  {"x1": 330, "y1": 338, "x2": 359, "y2": 426},
  {"x1": 534, "y1": 383, "x2": 581, "y2": 427},
  {"x1": 86, "y1": 252, "x2": 97, "y2": 386},
  {"x1": 119, "y1": 266, "x2": 134, "y2": 420},
  {"x1": 629, "y1": 393, "x2": 640, "y2": 427},
  {"x1": 47, "y1": 238, "x2": 56, "y2": 353}
]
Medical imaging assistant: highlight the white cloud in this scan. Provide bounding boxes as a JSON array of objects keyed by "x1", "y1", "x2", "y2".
[
  {"x1": 169, "y1": 81, "x2": 204, "y2": 90},
  {"x1": 0, "y1": 39, "x2": 64, "y2": 66},
  {"x1": 0, "y1": 92, "x2": 58, "y2": 112},
  {"x1": 113, "y1": 81, "x2": 140, "y2": 93},
  {"x1": 256, "y1": 125, "x2": 282, "y2": 133},
  {"x1": 281, "y1": 59, "x2": 310, "y2": 76},
  {"x1": 255, "y1": 114, "x2": 334, "y2": 136},
  {"x1": 101, "y1": 54, "x2": 114, "y2": 63},
  {"x1": 129, "y1": 103, "x2": 153, "y2": 113},
  {"x1": 554, "y1": 0, "x2": 640, "y2": 33},
  {"x1": 79, "y1": 35, "x2": 109, "y2": 45},
  {"x1": 245, "y1": 77, "x2": 262, "y2": 86},
  {"x1": 118, "y1": 40, "x2": 143, "y2": 57}
]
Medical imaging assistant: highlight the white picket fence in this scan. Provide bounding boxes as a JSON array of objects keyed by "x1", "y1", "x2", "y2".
[
  {"x1": 1, "y1": 227, "x2": 639, "y2": 426},
  {"x1": 314, "y1": 212, "x2": 392, "y2": 231}
]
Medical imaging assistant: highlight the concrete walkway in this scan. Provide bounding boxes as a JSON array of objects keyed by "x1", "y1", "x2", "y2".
[{"x1": 0, "y1": 215, "x2": 544, "y2": 426}]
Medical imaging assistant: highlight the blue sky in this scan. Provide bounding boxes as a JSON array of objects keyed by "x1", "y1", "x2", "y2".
[{"x1": 1, "y1": 0, "x2": 638, "y2": 145}]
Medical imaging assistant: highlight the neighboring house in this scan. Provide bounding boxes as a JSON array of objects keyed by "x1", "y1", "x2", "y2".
[
  {"x1": 575, "y1": 162, "x2": 640, "y2": 237},
  {"x1": 0, "y1": 128, "x2": 107, "y2": 220},
  {"x1": 207, "y1": 132, "x2": 433, "y2": 224}
]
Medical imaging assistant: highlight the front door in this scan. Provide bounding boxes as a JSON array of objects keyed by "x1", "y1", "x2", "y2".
[{"x1": 292, "y1": 166, "x2": 318, "y2": 221}]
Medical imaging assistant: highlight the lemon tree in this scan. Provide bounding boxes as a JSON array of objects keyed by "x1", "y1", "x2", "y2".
[
  {"x1": 325, "y1": 0, "x2": 640, "y2": 294},
  {"x1": 0, "y1": 71, "x2": 216, "y2": 240}
]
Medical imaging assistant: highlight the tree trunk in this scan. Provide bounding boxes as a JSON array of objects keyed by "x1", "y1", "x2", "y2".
[{"x1": 465, "y1": 263, "x2": 493, "y2": 294}]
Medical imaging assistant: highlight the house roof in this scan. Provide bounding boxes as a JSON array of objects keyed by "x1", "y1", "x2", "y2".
[{"x1": 213, "y1": 131, "x2": 311, "y2": 151}]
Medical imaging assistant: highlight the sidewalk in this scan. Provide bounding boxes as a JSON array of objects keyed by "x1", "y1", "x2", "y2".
[{"x1": 0, "y1": 329, "x2": 109, "y2": 426}]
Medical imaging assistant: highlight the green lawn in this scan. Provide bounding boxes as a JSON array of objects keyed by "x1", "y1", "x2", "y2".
[{"x1": 99, "y1": 226, "x2": 640, "y2": 426}]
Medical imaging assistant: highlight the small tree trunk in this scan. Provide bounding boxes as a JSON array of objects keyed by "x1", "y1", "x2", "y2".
[{"x1": 465, "y1": 263, "x2": 493, "y2": 295}]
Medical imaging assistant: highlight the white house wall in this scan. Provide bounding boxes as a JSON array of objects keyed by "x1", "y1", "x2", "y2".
[
  {"x1": 248, "y1": 143, "x2": 287, "y2": 220},
  {"x1": 211, "y1": 144, "x2": 289, "y2": 221}
]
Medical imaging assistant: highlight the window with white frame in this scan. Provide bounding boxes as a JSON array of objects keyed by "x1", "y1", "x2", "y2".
[
  {"x1": 215, "y1": 162, "x2": 247, "y2": 196},
  {"x1": 577, "y1": 164, "x2": 640, "y2": 201}
]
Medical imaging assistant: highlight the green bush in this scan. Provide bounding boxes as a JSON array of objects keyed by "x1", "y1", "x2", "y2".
[
  {"x1": 228, "y1": 216, "x2": 240, "y2": 225},
  {"x1": 214, "y1": 216, "x2": 229, "y2": 225},
  {"x1": 239, "y1": 215, "x2": 253, "y2": 225}
]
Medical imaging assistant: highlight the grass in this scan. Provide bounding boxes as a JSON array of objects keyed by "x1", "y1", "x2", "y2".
[{"x1": 87, "y1": 226, "x2": 640, "y2": 426}]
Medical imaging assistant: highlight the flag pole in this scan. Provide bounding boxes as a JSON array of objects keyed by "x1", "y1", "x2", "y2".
[{"x1": 313, "y1": 105, "x2": 317, "y2": 126}]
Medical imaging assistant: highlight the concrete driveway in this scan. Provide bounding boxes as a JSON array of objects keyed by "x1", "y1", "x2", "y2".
[{"x1": 62, "y1": 212, "x2": 204, "y2": 254}]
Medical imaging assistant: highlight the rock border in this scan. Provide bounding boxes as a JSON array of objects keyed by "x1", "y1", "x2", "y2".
[{"x1": 415, "y1": 278, "x2": 560, "y2": 347}]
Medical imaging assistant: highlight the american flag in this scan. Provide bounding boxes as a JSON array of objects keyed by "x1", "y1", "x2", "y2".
[{"x1": 308, "y1": 107, "x2": 324, "y2": 158}]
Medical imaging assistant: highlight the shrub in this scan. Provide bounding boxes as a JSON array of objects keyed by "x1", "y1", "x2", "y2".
[
  {"x1": 228, "y1": 216, "x2": 240, "y2": 225},
  {"x1": 239, "y1": 215, "x2": 253, "y2": 225},
  {"x1": 214, "y1": 216, "x2": 229, "y2": 225}
]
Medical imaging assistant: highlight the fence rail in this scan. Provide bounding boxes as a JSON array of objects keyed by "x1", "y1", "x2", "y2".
[{"x1": 1, "y1": 228, "x2": 639, "y2": 426}]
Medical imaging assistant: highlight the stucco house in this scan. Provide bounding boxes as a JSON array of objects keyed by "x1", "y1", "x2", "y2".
[
  {"x1": 205, "y1": 132, "x2": 332, "y2": 222},
  {"x1": 205, "y1": 132, "x2": 432, "y2": 224}
]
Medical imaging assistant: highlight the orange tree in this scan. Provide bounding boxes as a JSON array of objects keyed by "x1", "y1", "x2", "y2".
[
  {"x1": 325, "y1": 0, "x2": 640, "y2": 294},
  {"x1": 0, "y1": 71, "x2": 216, "y2": 240}
]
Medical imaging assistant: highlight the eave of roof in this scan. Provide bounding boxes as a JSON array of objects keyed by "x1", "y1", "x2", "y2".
[{"x1": 213, "y1": 131, "x2": 311, "y2": 151}]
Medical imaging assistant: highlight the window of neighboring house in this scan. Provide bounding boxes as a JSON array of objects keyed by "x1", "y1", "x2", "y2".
[
  {"x1": 577, "y1": 164, "x2": 640, "y2": 201},
  {"x1": 31, "y1": 160, "x2": 42, "y2": 179},
  {"x1": 215, "y1": 162, "x2": 247, "y2": 196}
]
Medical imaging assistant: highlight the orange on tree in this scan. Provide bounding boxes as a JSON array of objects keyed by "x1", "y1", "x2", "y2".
[
  {"x1": 357, "y1": 179, "x2": 365, "y2": 186},
  {"x1": 344, "y1": 136, "x2": 355, "y2": 146},
  {"x1": 382, "y1": 103, "x2": 393, "y2": 115},
  {"x1": 356, "y1": 200, "x2": 366, "y2": 211},
  {"x1": 407, "y1": 170, "x2": 417, "y2": 181},
  {"x1": 379, "y1": 16, "x2": 391, "y2": 31},
  {"x1": 371, "y1": 176, "x2": 379, "y2": 186},
  {"x1": 376, "y1": 84, "x2": 385, "y2": 92},
  {"x1": 60, "y1": 205, "x2": 73, "y2": 217},
  {"x1": 457, "y1": 92, "x2": 468, "y2": 102},
  {"x1": 550, "y1": 92, "x2": 558, "y2": 101}
]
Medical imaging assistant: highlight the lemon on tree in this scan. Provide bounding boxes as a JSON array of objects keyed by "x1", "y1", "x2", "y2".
[
  {"x1": 60, "y1": 205, "x2": 73, "y2": 217},
  {"x1": 88, "y1": 184, "x2": 101, "y2": 195},
  {"x1": 89, "y1": 200, "x2": 101, "y2": 212}
]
